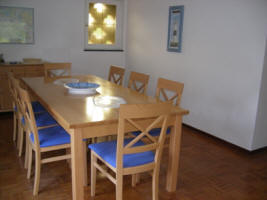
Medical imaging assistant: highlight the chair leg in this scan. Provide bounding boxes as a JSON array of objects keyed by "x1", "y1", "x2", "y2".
[
  {"x1": 66, "y1": 148, "x2": 71, "y2": 169},
  {"x1": 131, "y1": 173, "x2": 140, "y2": 187},
  {"x1": 33, "y1": 151, "x2": 41, "y2": 196},
  {"x1": 90, "y1": 152, "x2": 96, "y2": 197},
  {"x1": 83, "y1": 141, "x2": 88, "y2": 186},
  {"x1": 16, "y1": 123, "x2": 22, "y2": 149},
  {"x1": 27, "y1": 145, "x2": 33, "y2": 179},
  {"x1": 18, "y1": 126, "x2": 24, "y2": 157},
  {"x1": 152, "y1": 169, "x2": 160, "y2": 200},
  {"x1": 116, "y1": 173, "x2": 123, "y2": 200},
  {"x1": 13, "y1": 112, "x2": 17, "y2": 142},
  {"x1": 24, "y1": 135, "x2": 29, "y2": 169},
  {"x1": 132, "y1": 174, "x2": 137, "y2": 187},
  {"x1": 136, "y1": 173, "x2": 140, "y2": 184}
]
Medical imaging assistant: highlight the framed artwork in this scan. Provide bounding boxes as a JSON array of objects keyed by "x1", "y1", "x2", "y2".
[
  {"x1": 0, "y1": 6, "x2": 34, "y2": 44},
  {"x1": 167, "y1": 5, "x2": 184, "y2": 52}
]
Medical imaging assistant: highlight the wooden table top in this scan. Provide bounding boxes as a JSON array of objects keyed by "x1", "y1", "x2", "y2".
[{"x1": 22, "y1": 75, "x2": 189, "y2": 129}]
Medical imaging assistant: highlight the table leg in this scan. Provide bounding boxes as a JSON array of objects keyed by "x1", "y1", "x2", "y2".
[
  {"x1": 71, "y1": 129, "x2": 85, "y2": 200},
  {"x1": 166, "y1": 115, "x2": 182, "y2": 192}
]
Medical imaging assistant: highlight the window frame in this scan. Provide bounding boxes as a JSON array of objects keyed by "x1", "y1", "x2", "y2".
[{"x1": 84, "y1": 0, "x2": 124, "y2": 51}]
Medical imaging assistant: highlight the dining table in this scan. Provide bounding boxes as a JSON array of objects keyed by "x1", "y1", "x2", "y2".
[{"x1": 22, "y1": 74, "x2": 189, "y2": 200}]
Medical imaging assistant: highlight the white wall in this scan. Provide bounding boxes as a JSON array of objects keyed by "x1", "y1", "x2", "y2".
[
  {"x1": 1, "y1": 0, "x2": 267, "y2": 150},
  {"x1": 126, "y1": 0, "x2": 267, "y2": 150},
  {"x1": 0, "y1": 0, "x2": 126, "y2": 79},
  {"x1": 253, "y1": 39, "x2": 267, "y2": 150}
]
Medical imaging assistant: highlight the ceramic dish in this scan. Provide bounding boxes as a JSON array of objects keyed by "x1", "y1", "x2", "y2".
[
  {"x1": 93, "y1": 96, "x2": 126, "y2": 108},
  {"x1": 64, "y1": 82, "x2": 100, "y2": 95}
]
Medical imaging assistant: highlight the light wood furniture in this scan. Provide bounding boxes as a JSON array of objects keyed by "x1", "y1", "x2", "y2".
[
  {"x1": 23, "y1": 58, "x2": 42, "y2": 64},
  {"x1": 17, "y1": 85, "x2": 71, "y2": 196},
  {"x1": 0, "y1": 63, "x2": 44, "y2": 112},
  {"x1": 8, "y1": 75, "x2": 25, "y2": 157},
  {"x1": 22, "y1": 75, "x2": 189, "y2": 200},
  {"x1": 127, "y1": 71, "x2": 150, "y2": 95},
  {"x1": 156, "y1": 77, "x2": 184, "y2": 106},
  {"x1": 90, "y1": 102, "x2": 172, "y2": 200},
  {"x1": 12, "y1": 76, "x2": 57, "y2": 170},
  {"x1": 7, "y1": 72, "x2": 18, "y2": 142},
  {"x1": 132, "y1": 77, "x2": 185, "y2": 183},
  {"x1": 44, "y1": 63, "x2": 71, "y2": 81},
  {"x1": 108, "y1": 65, "x2": 125, "y2": 85}
]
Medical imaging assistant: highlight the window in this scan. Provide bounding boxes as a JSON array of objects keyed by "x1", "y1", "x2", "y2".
[{"x1": 84, "y1": 0, "x2": 124, "y2": 51}]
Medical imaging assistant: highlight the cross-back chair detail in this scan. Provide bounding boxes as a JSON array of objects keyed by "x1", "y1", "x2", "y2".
[
  {"x1": 44, "y1": 63, "x2": 71, "y2": 81},
  {"x1": 127, "y1": 71, "x2": 150, "y2": 94},
  {"x1": 156, "y1": 77, "x2": 184, "y2": 106},
  {"x1": 89, "y1": 102, "x2": 172, "y2": 200},
  {"x1": 108, "y1": 65, "x2": 125, "y2": 85}
]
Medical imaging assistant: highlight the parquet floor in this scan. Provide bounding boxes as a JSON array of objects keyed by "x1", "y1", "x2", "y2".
[{"x1": 0, "y1": 112, "x2": 266, "y2": 200}]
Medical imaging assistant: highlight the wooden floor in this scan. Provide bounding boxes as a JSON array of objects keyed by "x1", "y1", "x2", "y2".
[{"x1": 0, "y1": 112, "x2": 267, "y2": 200}]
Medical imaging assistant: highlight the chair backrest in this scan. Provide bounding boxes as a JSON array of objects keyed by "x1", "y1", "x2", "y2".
[
  {"x1": 108, "y1": 65, "x2": 125, "y2": 86},
  {"x1": 116, "y1": 102, "x2": 172, "y2": 172},
  {"x1": 155, "y1": 78, "x2": 184, "y2": 106},
  {"x1": 44, "y1": 63, "x2": 71, "y2": 81},
  {"x1": 15, "y1": 80, "x2": 40, "y2": 148},
  {"x1": 23, "y1": 58, "x2": 42, "y2": 64},
  {"x1": 8, "y1": 74, "x2": 23, "y2": 113},
  {"x1": 7, "y1": 72, "x2": 16, "y2": 103},
  {"x1": 127, "y1": 71, "x2": 150, "y2": 94}
]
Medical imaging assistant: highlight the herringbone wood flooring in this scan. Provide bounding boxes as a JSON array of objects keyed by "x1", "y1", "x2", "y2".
[{"x1": 0, "y1": 113, "x2": 266, "y2": 200}]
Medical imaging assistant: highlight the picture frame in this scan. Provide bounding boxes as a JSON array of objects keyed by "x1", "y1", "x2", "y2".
[
  {"x1": 167, "y1": 5, "x2": 184, "y2": 52},
  {"x1": 0, "y1": 6, "x2": 34, "y2": 44}
]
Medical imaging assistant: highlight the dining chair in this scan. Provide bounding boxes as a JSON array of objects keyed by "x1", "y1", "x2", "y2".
[
  {"x1": 127, "y1": 71, "x2": 150, "y2": 95},
  {"x1": 7, "y1": 73, "x2": 47, "y2": 144},
  {"x1": 156, "y1": 77, "x2": 184, "y2": 106},
  {"x1": 12, "y1": 77, "x2": 58, "y2": 170},
  {"x1": 17, "y1": 85, "x2": 71, "y2": 196},
  {"x1": 132, "y1": 77, "x2": 184, "y2": 136},
  {"x1": 108, "y1": 65, "x2": 125, "y2": 85},
  {"x1": 89, "y1": 102, "x2": 172, "y2": 200},
  {"x1": 131, "y1": 77, "x2": 184, "y2": 184},
  {"x1": 7, "y1": 72, "x2": 20, "y2": 143},
  {"x1": 44, "y1": 63, "x2": 71, "y2": 81}
]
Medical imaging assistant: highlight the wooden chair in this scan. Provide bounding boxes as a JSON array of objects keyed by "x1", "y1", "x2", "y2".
[
  {"x1": 7, "y1": 73, "x2": 46, "y2": 144},
  {"x1": 89, "y1": 102, "x2": 172, "y2": 200},
  {"x1": 131, "y1": 78, "x2": 184, "y2": 184},
  {"x1": 17, "y1": 86, "x2": 71, "y2": 195},
  {"x1": 12, "y1": 77, "x2": 57, "y2": 168},
  {"x1": 155, "y1": 77, "x2": 184, "y2": 106},
  {"x1": 108, "y1": 65, "x2": 125, "y2": 85},
  {"x1": 7, "y1": 72, "x2": 20, "y2": 143},
  {"x1": 127, "y1": 71, "x2": 150, "y2": 95},
  {"x1": 132, "y1": 77, "x2": 184, "y2": 136},
  {"x1": 44, "y1": 63, "x2": 71, "y2": 81}
]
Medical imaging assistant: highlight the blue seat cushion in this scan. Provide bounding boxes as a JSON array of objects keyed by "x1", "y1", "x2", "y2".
[
  {"x1": 31, "y1": 101, "x2": 46, "y2": 113},
  {"x1": 30, "y1": 126, "x2": 70, "y2": 148},
  {"x1": 14, "y1": 101, "x2": 46, "y2": 113},
  {"x1": 131, "y1": 127, "x2": 172, "y2": 137},
  {"x1": 22, "y1": 111, "x2": 57, "y2": 127},
  {"x1": 89, "y1": 138, "x2": 155, "y2": 168}
]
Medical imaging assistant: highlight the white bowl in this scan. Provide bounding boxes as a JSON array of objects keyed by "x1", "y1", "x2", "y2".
[{"x1": 64, "y1": 82, "x2": 100, "y2": 95}]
